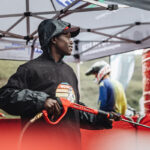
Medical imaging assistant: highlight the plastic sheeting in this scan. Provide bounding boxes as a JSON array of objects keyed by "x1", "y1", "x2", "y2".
[{"x1": 110, "y1": 52, "x2": 135, "y2": 90}]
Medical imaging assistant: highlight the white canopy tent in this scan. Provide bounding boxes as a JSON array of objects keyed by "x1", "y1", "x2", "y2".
[
  {"x1": 0, "y1": 0, "x2": 147, "y2": 114},
  {"x1": 0, "y1": 0, "x2": 150, "y2": 62}
]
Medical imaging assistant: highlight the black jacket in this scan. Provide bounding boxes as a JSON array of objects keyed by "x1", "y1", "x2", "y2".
[{"x1": 0, "y1": 53, "x2": 112, "y2": 148}]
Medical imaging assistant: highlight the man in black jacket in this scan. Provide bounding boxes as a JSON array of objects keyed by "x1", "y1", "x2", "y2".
[{"x1": 0, "y1": 19, "x2": 112, "y2": 150}]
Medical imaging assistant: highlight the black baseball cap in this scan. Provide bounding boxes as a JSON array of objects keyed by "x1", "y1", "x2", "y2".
[{"x1": 38, "y1": 19, "x2": 80, "y2": 50}]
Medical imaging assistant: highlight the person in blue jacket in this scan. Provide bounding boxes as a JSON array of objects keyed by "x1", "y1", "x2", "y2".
[{"x1": 86, "y1": 61, "x2": 127, "y2": 115}]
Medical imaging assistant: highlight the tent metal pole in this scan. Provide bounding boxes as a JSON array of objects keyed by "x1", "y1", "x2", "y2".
[
  {"x1": 26, "y1": 15, "x2": 30, "y2": 35},
  {"x1": 53, "y1": 0, "x2": 81, "y2": 19},
  {"x1": 79, "y1": 25, "x2": 135, "y2": 55},
  {"x1": 77, "y1": 61, "x2": 81, "y2": 95},
  {"x1": 59, "y1": 7, "x2": 106, "y2": 19},
  {"x1": 70, "y1": 7, "x2": 106, "y2": 12},
  {"x1": 32, "y1": 15, "x2": 48, "y2": 20},
  {"x1": 81, "y1": 22, "x2": 150, "y2": 32},
  {"x1": 141, "y1": 35, "x2": 150, "y2": 42},
  {"x1": 90, "y1": 30, "x2": 136, "y2": 43},
  {"x1": 32, "y1": 6, "x2": 106, "y2": 17},
  {"x1": 32, "y1": 11, "x2": 59, "y2": 15},
  {"x1": 93, "y1": 24, "x2": 134, "y2": 30},
  {"x1": 0, "y1": 39, "x2": 27, "y2": 45},
  {"x1": 78, "y1": 40, "x2": 129, "y2": 43},
  {"x1": 93, "y1": 22, "x2": 150, "y2": 30},
  {"x1": 50, "y1": 0, "x2": 57, "y2": 11},
  {"x1": 4, "y1": 16, "x2": 25, "y2": 34},
  {"x1": 106, "y1": 24, "x2": 135, "y2": 36},
  {"x1": 142, "y1": 22, "x2": 150, "y2": 25},
  {"x1": 58, "y1": 2, "x2": 90, "y2": 19},
  {"x1": 80, "y1": 24, "x2": 135, "y2": 33},
  {"x1": 30, "y1": 38, "x2": 37, "y2": 60},
  {"x1": 74, "y1": 40, "x2": 81, "y2": 95},
  {"x1": 0, "y1": 30, "x2": 24, "y2": 39},
  {"x1": 0, "y1": 36, "x2": 25, "y2": 39},
  {"x1": 0, "y1": 13, "x2": 24, "y2": 18},
  {"x1": 30, "y1": 30, "x2": 38, "y2": 37},
  {"x1": 26, "y1": 0, "x2": 30, "y2": 36},
  {"x1": 26, "y1": 0, "x2": 29, "y2": 12}
]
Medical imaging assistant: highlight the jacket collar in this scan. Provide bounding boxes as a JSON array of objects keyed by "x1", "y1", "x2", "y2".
[{"x1": 42, "y1": 50, "x2": 64, "y2": 64}]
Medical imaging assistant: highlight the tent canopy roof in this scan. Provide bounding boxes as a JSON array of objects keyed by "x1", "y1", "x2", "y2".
[{"x1": 0, "y1": 0, "x2": 150, "y2": 61}]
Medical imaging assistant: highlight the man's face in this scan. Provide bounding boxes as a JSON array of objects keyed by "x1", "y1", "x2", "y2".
[{"x1": 55, "y1": 32, "x2": 73, "y2": 56}]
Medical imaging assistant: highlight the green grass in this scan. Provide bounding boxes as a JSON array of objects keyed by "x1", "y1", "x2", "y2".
[
  {"x1": 0, "y1": 55, "x2": 143, "y2": 118},
  {"x1": 70, "y1": 55, "x2": 142, "y2": 111},
  {"x1": 125, "y1": 55, "x2": 143, "y2": 111},
  {"x1": 0, "y1": 60, "x2": 25, "y2": 87},
  {"x1": 0, "y1": 60, "x2": 25, "y2": 118}
]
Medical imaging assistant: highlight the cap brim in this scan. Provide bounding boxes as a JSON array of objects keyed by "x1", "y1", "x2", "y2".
[
  {"x1": 63, "y1": 27, "x2": 80, "y2": 38},
  {"x1": 85, "y1": 68, "x2": 94, "y2": 76}
]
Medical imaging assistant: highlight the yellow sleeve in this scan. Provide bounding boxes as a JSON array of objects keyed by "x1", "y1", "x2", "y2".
[{"x1": 112, "y1": 80, "x2": 127, "y2": 115}]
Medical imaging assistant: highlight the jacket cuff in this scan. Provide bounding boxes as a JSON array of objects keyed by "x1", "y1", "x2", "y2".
[{"x1": 36, "y1": 92, "x2": 50, "y2": 112}]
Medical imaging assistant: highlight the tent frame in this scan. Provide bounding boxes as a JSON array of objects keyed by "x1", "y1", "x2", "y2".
[{"x1": 0, "y1": 0, "x2": 150, "y2": 60}]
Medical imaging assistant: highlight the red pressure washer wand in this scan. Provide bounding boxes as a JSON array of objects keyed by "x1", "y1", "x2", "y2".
[
  {"x1": 28, "y1": 97, "x2": 113, "y2": 125},
  {"x1": 30, "y1": 97, "x2": 150, "y2": 129},
  {"x1": 42, "y1": 98, "x2": 150, "y2": 129},
  {"x1": 42, "y1": 97, "x2": 117, "y2": 125},
  {"x1": 121, "y1": 118, "x2": 150, "y2": 129}
]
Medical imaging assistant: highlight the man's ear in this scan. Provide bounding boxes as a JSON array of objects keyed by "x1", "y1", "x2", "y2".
[{"x1": 51, "y1": 37, "x2": 57, "y2": 45}]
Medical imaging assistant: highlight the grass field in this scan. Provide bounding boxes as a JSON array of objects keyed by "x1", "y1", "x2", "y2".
[{"x1": 0, "y1": 54, "x2": 143, "y2": 118}]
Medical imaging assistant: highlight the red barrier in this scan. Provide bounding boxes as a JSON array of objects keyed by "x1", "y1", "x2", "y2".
[
  {"x1": 137, "y1": 114, "x2": 150, "y2": 150},
  {"x1": 0, "y1": 116, "x2": 150, "y2": 150},
  {"x1": 81, "y1": 116, "x2": 137, "y2": 150},
  {"x1": 0, "y1": 119, "x2": 21, "y2": 150},
  {"x1": 142, "y1": 49, "x2": 150, "y2": 113}
]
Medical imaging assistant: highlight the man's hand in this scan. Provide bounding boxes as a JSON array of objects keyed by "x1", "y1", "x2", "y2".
[
  {"x1": 44, "y1": 98, "x2": 61, "y2": 118},
  {"x1": 110, "y1": 112, "x2": 121, "y2": 121}
]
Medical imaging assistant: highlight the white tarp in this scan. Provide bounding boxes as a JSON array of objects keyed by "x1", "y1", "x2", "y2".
[{"x1": 110, "y1": 52, "x2": 135, "y2": 90}]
